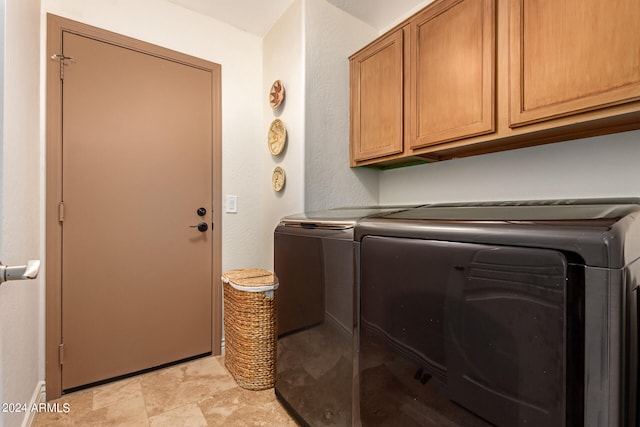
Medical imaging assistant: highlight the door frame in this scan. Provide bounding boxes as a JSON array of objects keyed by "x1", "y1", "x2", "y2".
[{"x1": 45, "y1": 14, "x2": 222, "y2": 400}]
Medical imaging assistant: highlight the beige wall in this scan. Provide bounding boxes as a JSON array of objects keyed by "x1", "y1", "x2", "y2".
[
  {"x1": 379, "y1": 129, "x2": 640, "y2": 205},
  {"x1": 261, "y1": 1, "x2": 305, "y2": 267},
  {"x1": 303, "y1": 0, "x2": 379, "y2": 212},
  {"x1": 0, "y1": 0, "x2": 43, "y2": 426}
]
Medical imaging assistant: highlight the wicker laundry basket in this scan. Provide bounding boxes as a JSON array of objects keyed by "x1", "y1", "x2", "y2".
[{"x1": 222, "y1": 268, "x2": 278, "y2": 390}]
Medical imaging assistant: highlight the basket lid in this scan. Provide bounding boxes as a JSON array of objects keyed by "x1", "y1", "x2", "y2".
[{"x1": 222, "y1": 268, "x2": 278, "y2": 292}]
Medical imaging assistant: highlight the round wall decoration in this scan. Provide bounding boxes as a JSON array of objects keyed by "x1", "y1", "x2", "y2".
[
  {"x1": 272, "y1": 167, "x2": 286, "y2": 192},
  {"x1": 268, "y1": 119, "x2": 287, "y2": 155},
  {"x1": 269, "y1": 80, "x2": 285, "y2": 109}
]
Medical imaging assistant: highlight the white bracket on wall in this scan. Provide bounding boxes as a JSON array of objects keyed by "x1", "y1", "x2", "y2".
[{"x1": 0, "y1": 260, "x2": 41, "y2": 285}]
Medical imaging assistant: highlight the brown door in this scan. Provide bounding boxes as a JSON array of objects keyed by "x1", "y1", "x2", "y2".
[{"x1": 59, "y1": 30, "x2": 216, "y2": 390}]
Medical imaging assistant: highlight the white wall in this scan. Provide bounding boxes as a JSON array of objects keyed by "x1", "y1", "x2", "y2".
[
  {"x1": 258, "y1": 0, "x2": 385, "y2": 269},
  {"x1": 261, "y1": 0, "x2": 305, "y2": 269},
  {"x1": 379, "y1": 129, "x2": 640, "y2": 205},
  {"x1": 39, "y1": 0, "x2": 266, "y2": 271},
  {"x1": 304, "y1": 0, "x2": 379, "y2": 211},
  {"x1": 0, "y1": 0, "x2": 42, "y2": 426}
]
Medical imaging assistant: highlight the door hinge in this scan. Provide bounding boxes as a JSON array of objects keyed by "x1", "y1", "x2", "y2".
[
  {"x1": 58, "y1": 202, "x2": 65, "y2": 223},
  {"x1": 50, "y1": 53, "x2": 75, "y2": 80},
  {"x1": 58, "y1": 344, "x2": 64, "y2": 365}
]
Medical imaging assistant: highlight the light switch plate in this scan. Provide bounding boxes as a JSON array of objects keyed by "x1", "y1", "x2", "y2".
[{"x1": 225, "y1": 195, "x2": 238, "y2": 213}]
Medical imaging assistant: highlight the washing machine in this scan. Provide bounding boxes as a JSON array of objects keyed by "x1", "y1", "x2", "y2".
[{"x1": 273, "y1": 206, "x2": 415, "y2": 426}]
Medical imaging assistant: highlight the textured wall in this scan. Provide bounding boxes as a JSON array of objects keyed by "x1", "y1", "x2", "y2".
[
  {"x1": 0, "y1": 0, "x2": 42, "y2": 426},
  {"x1": 379, "y1": 129, "x2": 640, "y2": 205},
  {"x1": 304, "y1": 0, "x2": 379, "y2": 212},
  {"x1": 261, "y1": 1, "x2": 305, "y2": 269}
]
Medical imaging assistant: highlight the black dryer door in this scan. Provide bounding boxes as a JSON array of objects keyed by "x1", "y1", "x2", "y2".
[
  {"x1": 445, "y1": 244, "x2": 567, "y2": 426},
  {"x1": 359, "y1": 236, "x2": 568, "y2": 427}
]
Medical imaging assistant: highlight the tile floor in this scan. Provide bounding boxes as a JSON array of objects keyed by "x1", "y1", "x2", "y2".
[{"x1": 34, "y1": 355, "x2": 297, "y2": 426}]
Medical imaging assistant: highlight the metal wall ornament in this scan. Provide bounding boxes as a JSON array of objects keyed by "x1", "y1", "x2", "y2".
[
  {"x1": 268, "y1": 119, "x2": 287, "y2": 155},
  {"x1": 269, "y1": 80, "x2": 285, "y2": 109}
]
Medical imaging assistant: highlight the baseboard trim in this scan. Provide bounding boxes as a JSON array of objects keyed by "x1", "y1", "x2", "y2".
[{"x1": 21, "y1": 381, "x2": 46, "y2": 427}]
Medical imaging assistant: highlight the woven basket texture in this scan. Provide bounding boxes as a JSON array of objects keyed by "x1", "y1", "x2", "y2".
[{"x1": 223, "y1": 269, "x2": 278, "y2": 390}]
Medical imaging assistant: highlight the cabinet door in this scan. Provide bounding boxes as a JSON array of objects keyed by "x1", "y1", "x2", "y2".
[
  {"x1": 410, "y1": 0, "x2": 495, "y2": 150},
  {"x1": 509, "y1": 0, "x2": 640, "y2": 127},
  {"x1": 350, "y1": 29, "x2": 404, "y2": 163}
]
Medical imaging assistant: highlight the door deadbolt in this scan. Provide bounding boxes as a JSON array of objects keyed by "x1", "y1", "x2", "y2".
[
  {"x1": 197, "y1": 207, "x2": 206, "y2": 217},
  {"x1": 189, "y1": 222, "x2": 208, "y2": 232}
]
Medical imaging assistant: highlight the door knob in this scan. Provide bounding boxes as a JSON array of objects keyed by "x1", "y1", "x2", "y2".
[{"x1": 189, "y1": 222, "x2": 208, "y2": 232}]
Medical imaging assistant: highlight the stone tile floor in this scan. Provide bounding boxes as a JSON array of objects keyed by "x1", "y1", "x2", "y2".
[{"x1": 34, "y1": 355, "x2": 297, "y2": 426}]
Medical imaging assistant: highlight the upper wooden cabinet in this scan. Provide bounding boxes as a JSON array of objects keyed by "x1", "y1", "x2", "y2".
[
  {"x1": 349, "y1": 0, "x2": 640, "y2": 168},
  {"x1": 350, "y1": 29, "x2": 404, "y2": 162},
  {"x1": 410, "y1": 0, "x2": 495, "y2": 149},
  {"x1": 509, "y1": 0, "x2": 640, "y2": 126}
]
